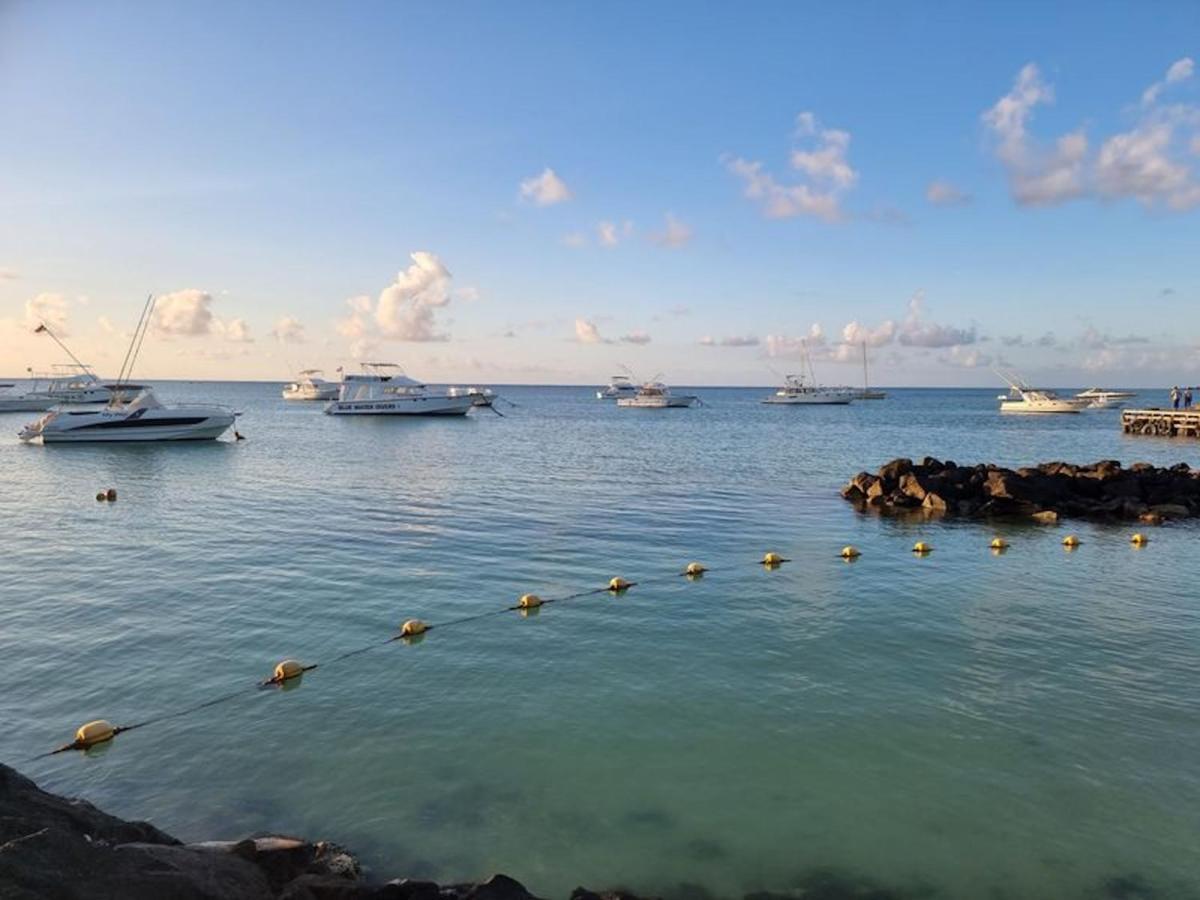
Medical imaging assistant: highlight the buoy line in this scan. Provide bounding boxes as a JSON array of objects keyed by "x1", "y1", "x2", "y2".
[{"x1": 30, "y1": 533, "x2": 1153, "y2": 761}]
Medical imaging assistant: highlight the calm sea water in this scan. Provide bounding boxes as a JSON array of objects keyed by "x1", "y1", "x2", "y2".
[{"x1": 1, "y1": 384, "x2": 1198, "y2": 899}]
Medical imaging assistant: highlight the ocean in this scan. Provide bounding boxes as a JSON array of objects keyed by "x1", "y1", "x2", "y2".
[{"x1": 1, "y1": 383, "x2": 1197, "y2": 899}]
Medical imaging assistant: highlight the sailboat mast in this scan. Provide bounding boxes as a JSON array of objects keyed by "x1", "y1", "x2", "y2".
[{"x1": 862, "y1": 341, "x2": 869, "y2": 392}]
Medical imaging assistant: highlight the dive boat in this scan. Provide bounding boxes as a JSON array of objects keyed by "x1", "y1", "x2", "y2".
[
  {"x1": 762, "y1": 374, "x2": 852, "y2": 405},
  {"x1": 996, "y1": 371, "x2": 1087, "y2": 414},
  {"x1": 616, "y1": 381, "x2": 697, "y2": 408},
  {"x1": 0, "y1": 367, "x2": 115, "y2": 412},
  {"x1": 1075, "y1": 387, "x2": 1137, "y2": 409},
  {"x1": 596, "y1": 374, "x2": 639, "y2": 400},
  {"x1": 282, "y1": 369, "x2": 340, "y2": 401},
  {"x1": 19, "y1": 387, "x2": 237, "y2": 443},
  {"x1": 324, "y1": 364, "x2": 476, "y2": 416}
]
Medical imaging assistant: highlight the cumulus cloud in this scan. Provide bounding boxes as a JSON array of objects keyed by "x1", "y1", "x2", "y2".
[
  {"x1": 270, "y1": 316, "x2": 306, "y2": 343},
  {"x1": 897, "y1": 291, "x2": 976, "y2": 348},
  {"x1": 219, "y1": 318, "x2": 253, "y2": 343},
  {"x1": 338, "y1": 252, "x2": 454, "y2": 344},
  {"x1": 519, "y1": 167, "x2": 572, "y2": 206},
  {"x1": 700, "y1": 334, "x2": 759, "y2": 347},
  {"x1": 842, "y1": 319, "x2": 897, "y2": 348},
  {"x1": 939, "y1": 345, "x2": 993, "y2": 368},
  {"x1": 726, "y1": 112, "x2": 857, "y2": 222},
  {"x1": 649, "y1": 213, "x2": 693, "y2": 249},
  {"x1": 574, "y1": 318, "x2": 605, "y2": 344},
  {"x1": 984, "y1": 60, "x2": 1200, "y2": 210},
  {"x1": 925, "y1": 180, "x2": 971, "y2": 206},
  {"x1": 24, "y1": 293, "x2": 70, "y2": 335},
  {"x1": 764, "y1": 324, "x2": 826, "y2": 359},
  {"x1": 154, "y1": 289, "x2": 216, "y2": 336},
  {"x1": 596, "y1": 219, "x2": 633, "y2": 247}
]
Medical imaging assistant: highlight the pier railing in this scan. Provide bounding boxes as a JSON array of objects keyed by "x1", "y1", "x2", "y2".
[{"x1": 1121, "y1": 408, "x2": 1200, "y2": 438}]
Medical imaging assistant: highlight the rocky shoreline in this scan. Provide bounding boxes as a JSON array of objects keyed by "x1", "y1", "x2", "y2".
[{"x1": 841, "y1": 458, "x2": 1199, "y2": 524}]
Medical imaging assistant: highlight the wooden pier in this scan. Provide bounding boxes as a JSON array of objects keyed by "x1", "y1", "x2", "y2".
[{"x1": 1121, "y1": 408, "x2": 1200, "y2": 438}]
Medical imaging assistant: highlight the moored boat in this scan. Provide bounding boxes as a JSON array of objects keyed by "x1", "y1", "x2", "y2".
[
  {"x1": 616, "y1": 381, "x2": 697, "y2": 408},
  {"x1": 762, "y1": 374, "x2": 852, "y2": 405},
  {"x1": 324, "y1": 364, "x2": 476, "y2": 416},
  {"x1": 996, "y1": 370, "x2": 1087, "y2": 414},
  {"x1": 282, "y1": 369, "x2": 340, "y2": 401}
]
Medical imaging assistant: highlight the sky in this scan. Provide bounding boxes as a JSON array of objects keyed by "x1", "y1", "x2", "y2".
[{"x1": 1, "y1": 1, "x2": 1198, "y2": 387}]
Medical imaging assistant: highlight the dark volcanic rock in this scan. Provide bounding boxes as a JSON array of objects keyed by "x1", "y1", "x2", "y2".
[{"x1": 843, "y1": 458, "x2": 1199, "y2": 523}]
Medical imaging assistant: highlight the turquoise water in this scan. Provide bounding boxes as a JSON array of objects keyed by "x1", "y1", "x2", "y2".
[{"x1": 2, "y1": 385, "x2": 1198, "y2": 899}]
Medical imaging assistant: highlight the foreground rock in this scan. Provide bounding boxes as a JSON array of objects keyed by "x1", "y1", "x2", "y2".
[{"x1": 842, "y1": 458, "x2": 1199, "y2": 523}]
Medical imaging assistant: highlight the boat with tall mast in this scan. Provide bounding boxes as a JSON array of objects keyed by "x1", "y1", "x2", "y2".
[
  {"x1": 19, "y1": 296, "x2": 238, "y2": 443},
  {"x1": 857, "y1": 342, "x2": 886, "y2": 400},
  {"x1": 762, "y1": 342, "x2": 853, "y2": 405}
]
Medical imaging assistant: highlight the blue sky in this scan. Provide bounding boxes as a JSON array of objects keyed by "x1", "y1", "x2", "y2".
[{"x1": 1, "y1": 1, "x2": 1198, "y2": 385}]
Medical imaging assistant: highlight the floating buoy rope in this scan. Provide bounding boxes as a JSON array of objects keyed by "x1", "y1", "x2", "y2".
[{"x1": 31, "y1": 532, "x2": 1127, "y2": 760}]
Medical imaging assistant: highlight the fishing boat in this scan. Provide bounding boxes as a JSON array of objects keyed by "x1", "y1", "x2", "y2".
[
  {"x1": 762, "y1": 373, "x2": 852, "y2": 405},
  {"x1": 616, "y1": 381, "x2": 697, "y2": 408},
  {"x1": 996, "y1": 370, "x2": 1087, "y2": 414},
  {"x1": 0, "y1": 369, "x2": 113, "y2": 412},
  {"x1": 856, "y1": 343, "x2": 887, "y2": 400},
  {"x1": 596, "y1": 373, "x2": 639, "y2": 400},
  {"x1": 1075, "y1": 387, "x2": 1137, "y2": 409},
  {"x1": 324, "y1": 363, "x2": 476, "y2": 416},
  {"x1": 19, "y1": 297, "x2": 239, "y2": 443},
  {"x1": 282, "y1": 369, "x2": 340, "y2": 401}
]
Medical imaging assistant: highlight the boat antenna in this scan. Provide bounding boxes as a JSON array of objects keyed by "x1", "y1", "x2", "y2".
[
  {"x1": 124, "y1": 295, "x2": 156, "y2": 386},
  {"x1": 33, "y1": 322, "x2": 95, "y2": 379},
  {"x1": 115, "y1": 294, "x2": 154, "y2": 386}
]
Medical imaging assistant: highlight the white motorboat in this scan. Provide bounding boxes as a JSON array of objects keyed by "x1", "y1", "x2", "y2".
[
  {"x1": 1075, "y1": 387, "x2": 1137, "y2": 409},
  {"x1": 762, "y1": 374, "x2": 853, "y2": 405},
  {"x1": 596, "y1": 374, "x2": 639, "y2": 400},
  {"x1": 19, "y1": 387, "x2": 236, "y2": 443},
  {"x1": 324, "y1": 364, "x2": 476, "y2": 416},
  {"x1": 0, "y1": 367, "x2": 115, "y2": 412},
  {"x1": 282, "y1": 369, "x2": 340, "y2": 401},
  {"x1": 616, "y1": 381, "x2": 698, "y2": 408},
  {"x1": 996, "y1": 371, "x2": 1087, "y2": 414},
  {"x1": 18, "y1": 296, "x2": 239, "y2": 443}
]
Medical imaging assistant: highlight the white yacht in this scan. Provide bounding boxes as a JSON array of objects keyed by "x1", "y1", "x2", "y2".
[
  {"x1": 616, "y1": 381, "x2": 698, "y2": 408},
  {"x1": 596, "y1": 374, "x2": 639, "y2": 400},
  {"x1": 19, "y1": 387, "x2": 237, "y2": 443},
  {"x1": 324, "y1": 364, "x2": 477, "y2": 416},
  {"x1": 0, "y1": 367, "x2": 115, "y2": 412},
  {"x1": 282, "y1": 369, "x2": 340, "y2": 401},
  {"x1": 762, "y1": 373, "x2": 853, "y2": 405},
  {"x1": 19, "y1": 296, "x2": 239, "y2": 443},
  {"x1": 996, "y1": 371, "x2": 1087, "y2": 414},
  {"x1": 1075, "y1": 387, "x2": 1137, "y2": 409}
]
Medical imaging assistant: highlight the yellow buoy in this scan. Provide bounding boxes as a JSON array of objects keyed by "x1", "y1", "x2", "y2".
[
  {"x1": 912, "y1": 541, "x2": 933, "y2": 554},
  {"x1": 1130, "y1": 533, "x2": 1149, "y2": 546},
  {"x1": 74, "y1": 719, "x2": 116, "y2": 749},
  {"x1": 273, "y1": 659, "x2": 305, "y2": 682},
  {"x1": 400, "y1": 619, "x2": 428, "y2": 637},
  {"x1": 840, "y1": 546, "x2": 861, "y2": 559},
  {"x1": 762, "y1": 551, "x2": 785, "y2": 566},
  {"x1": 684, "y1": 562, "x2": 706, "y2": 576},
  {"x1": 990, "y1": 537, "x2": 1008, "y2": 550},
  {"x1": 105, "y1": 488, "x2": 117, "y2": 501},
  {"x1": 517, "y1": 593, "x2": 543, "y2": 609},
  {"x1": 1062, "y1": 535, "x2": 1081, "y2": 547},
  {"x1": 608, "y1": 577, "x2": 632, "y2": 592}
]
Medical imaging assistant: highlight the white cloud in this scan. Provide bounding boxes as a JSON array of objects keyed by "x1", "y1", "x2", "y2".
[
  {"x1": 726, "y1": 112, "x2": 857, "y2": 222},
  {"x1": 700, "y1": 334, "x2": 759, "y2": 347},
  {"x1": 154, "y1": 289, "x2": 216, "y2": 336},
  {"x1": 24, "y1": 293, "x2": 70, "y2": 335},
  {"x1": 620, "y1": 331, "x2": 651, "y2": 345},
  {"x1": 649, "y1": 213, "x2": 693, "y2": 249},
  {"x1": 842, "y1": 319, "x2": 897, "y2": 348},
  {"x1": 1142, "y1": 56, "x2": 1194, "y2": 106},
  {"x1": 519, "y1": 167, "x2": 573, "y2": 206},
  {"x1": 939, "y1": 345, "x2": 993, "y2": 368},
  {"x1": 219, "y1": 318, "x2": 254, "y2": 343},
  {"x1": 925, "y1": 180, "x2": 971, "y2": 206},
  {"x1": 574, "y1": 318, "x2": 604, "y2": 344},
  {"x1": 337, "y1": 252, "x2": 454, "y2": 345},
  {"x1": 984, "y1": 60, "x2": 1200, "y2": 210},
  {"x1": 764, "y1": 324, "x2": 826, "y2": 359},
  {"x1": 270, "y1": 316, "x2": 306, "y2": 343},
  {"x1": 897, "y1": 291, "x2": 976, "y2": 348},
  {"x1": 458, "y1": 286, "x2": 481, "y2": 302},
  {"x1": 596, "y1": 219, "x2": 633, "y2": 247}
]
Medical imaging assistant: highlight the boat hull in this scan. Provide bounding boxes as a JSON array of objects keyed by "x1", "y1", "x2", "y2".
[
  {"x1": 999, "y1": 402, "x2": 1083, "y2": 414},
  {"x1": 0, "y1": 398, "x2": 54, "y2": 413},
  {"x1": 283, "y1": 389, "x2": 340, "y2": 401},
  {"x1": 761, "y1": 396, "x2": 851, "y2": 405},
  {"x1": 324, "y1": 396, "x2": 474, "y2": 416},
  {"x1": 617, "y1": 396, "x2": 697, "y2": 408}
]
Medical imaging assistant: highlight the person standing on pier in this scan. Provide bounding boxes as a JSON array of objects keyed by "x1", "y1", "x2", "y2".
[
  {"x1": 1185, "y1": 387, "x2": 1194, "y2": 409},
  {"x1": 1171, "y1": 386, "x2": 1180, "y2": 409}
]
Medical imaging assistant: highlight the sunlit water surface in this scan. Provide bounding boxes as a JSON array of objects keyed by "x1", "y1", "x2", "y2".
[{"x1": 1, "y1": 385, "x2": 1197, "y2": 899}]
